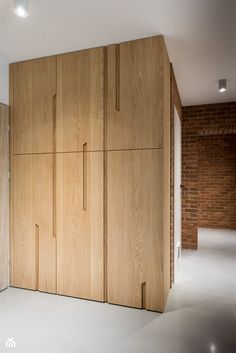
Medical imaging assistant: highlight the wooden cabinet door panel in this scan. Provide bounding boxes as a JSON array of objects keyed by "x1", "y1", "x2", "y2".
[
  {"x1": 56, "y1": 152, "x2": 104, "y2": 301},
  {"x1": 12, "y1": 155, "x2": 56, "y2": 293},
  {"x1": 106, "y1": 36, "x2": 165, "y2": 150},
  {"x1": 107, "y1": 149, "x2": 164, "y2": 311},
  {"x1": 12, "y1": 155, "x2": 34, "y2": 289},
  {"x1": 56, "y1": 48, "x2": 104, "y2": 152},
  {"x1": 33, "y1": 155, "x2": 56, "y2": 293},
  {"x1": 13, "y1": 57, "x2": 56, "y2": 154}
]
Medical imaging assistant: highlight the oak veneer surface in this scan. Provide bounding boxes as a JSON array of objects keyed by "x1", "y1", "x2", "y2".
[
  {"x1": 12, "y1": 154, "x2": 56, "y2": 293},
  {"x1": 12, "y1": 57, "x2": 56, "y2": 154},
  {"x1": 0, "y1": 104, "x2": 9, "y2": 291},
  {"x1": 56, "y1": 152, "x2": 104, "y2": 301},
  {"x1": 107, "y1": 149, "x2": 165, "y2": 311},
  {"x1": 163, "y1": 45, "x2": 171, "y2": 301},
  {"x1": 106, "y1": 36, "x2": 164, "y2": 150},
  {"x1": 56, "y1": 48, "x2": 104, "y2": 152}
]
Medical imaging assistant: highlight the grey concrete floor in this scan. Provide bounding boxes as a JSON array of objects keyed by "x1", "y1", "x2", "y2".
[{"x1": 0, "y1": 228, "x2": 235, "y2": 353}]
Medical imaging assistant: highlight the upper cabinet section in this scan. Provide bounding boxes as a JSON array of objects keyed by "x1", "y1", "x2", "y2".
[
  {"x1": 106, "y1": 35, "x2": 169, "y2": 150},
  {"x1": 12, "y1": 57, "x2": 56, "y2": 154},
  {"x1": 11, "y1": 37, "x2": 169, "y2": 154},
  {"x1": 56, "y1": 48, "x2": 104, "y2": 152}
]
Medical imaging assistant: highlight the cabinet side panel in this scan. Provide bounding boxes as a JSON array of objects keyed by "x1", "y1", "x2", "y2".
[{"x1": 163, "y1": 43, "x2": 171, "y2": 306}]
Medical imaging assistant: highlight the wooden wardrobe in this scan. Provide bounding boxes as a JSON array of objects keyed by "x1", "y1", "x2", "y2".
[{"x1": 10, "y1": 35, "x2": 170, "y2": 312}]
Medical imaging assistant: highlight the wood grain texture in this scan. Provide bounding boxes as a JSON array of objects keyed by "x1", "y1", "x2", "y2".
[
  {"x1": 12, "y1": 155, "x2": 34, "y2": 289},
  {"x1": 0, "y1": 104, "x2": 9, "y2": 291},
  {"x1": 163, "y1": 45, "x2": 171, "y2": 304},
  {"x1": 56, "y1": 48, "x2": 104, "y2": 152},
  {"x1": 56, "y1": 152, "x2": 104, "y2": 301},
  {"x1": 106, "y1": 36, "x2": 164, "y2": 150},
  {"x1": 33, "y1": 154, "x2": 56, "y2": 293},
  {"x1": 12, "y1": 155, "x2": 56, "y2": 293},
  {"x1": 12, "y1": 57, "x2": 56, "y2": 154},
  {"x1": 107, "y1": 149, "x2": 164, "y2": 311}
]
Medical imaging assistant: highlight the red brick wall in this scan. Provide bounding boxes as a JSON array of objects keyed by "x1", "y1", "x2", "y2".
[
  {"x1": 198, "y1": 135, "x2": 236, "y2": 229},
  {"x1": 182, "y1": 102, "x2": 236, "y2": 249}
]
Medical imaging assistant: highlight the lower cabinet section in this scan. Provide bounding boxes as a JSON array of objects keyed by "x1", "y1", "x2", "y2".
[
  {"x1": 56, "y1": 152, "x2": 104, "y2": 301},
  {"x1": 12, "y1": 154, "x2": 56, "y2": 293},
  {"x1": 107, "y1": 149, "x2": 165, "y2": 312},
  {"x1": 11, "y1": 149, "x2": 168, "y2": 311}
]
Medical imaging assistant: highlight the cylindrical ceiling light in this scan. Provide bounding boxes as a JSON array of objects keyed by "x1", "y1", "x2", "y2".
[
  {"x1": 219, "y1": 79, "x2": 227, "y2": 93},
  {"x1": 14, "y1": 0, "x2": 29, "y2": 17}
]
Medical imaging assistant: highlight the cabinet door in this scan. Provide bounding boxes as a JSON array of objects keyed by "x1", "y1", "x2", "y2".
[
  {"x1": 56, "y1": 48, "x2": 104, "y2": 152},
  {"x1": 12, "y1": 155, "x2": 56, "y2": 293},
  {"x1": 12, "y1": 57, "x2": 56, "y2": 154},
  {"x1": 107, "y1": 36, "x2": 165, "y2": 150},
  {"x1": 56, "y1": 152, "x2": 104, "y2": 301},
  {"x1": 107, "y1": 149, "x2": 165, "y2": 311}
]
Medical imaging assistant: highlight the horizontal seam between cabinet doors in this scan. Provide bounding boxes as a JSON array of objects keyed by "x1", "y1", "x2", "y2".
[
  {"x1": 105, "y1": 146, "x2": 163, "y2": 152},
  {"x1": 13, "y1": 150, "x2": 105, "y2": 155},
  {"x1": 13, "y1": 146, "x2": 164, "y2": 156}
]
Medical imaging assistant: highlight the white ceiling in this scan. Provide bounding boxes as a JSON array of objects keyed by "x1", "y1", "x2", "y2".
[{"x1": 0, "y1": 0, "x2": 235, "y2": 106}]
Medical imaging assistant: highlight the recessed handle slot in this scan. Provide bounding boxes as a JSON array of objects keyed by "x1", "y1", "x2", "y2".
[
  {"x1": 141, "y1": 282, "x2": 146, "y2": 309},
  {"x1": 53, "y1": 94, "x2": 57, "y2": 238},
  {"x1": 115, "y1": 44, "x2": 120, "y2": 112},
  {"x1": 35, "y1": 224, "x2": 39, "y2": 290},
  {"x1": 83, "y1": 143, "x2": 87, "y2": 211}
]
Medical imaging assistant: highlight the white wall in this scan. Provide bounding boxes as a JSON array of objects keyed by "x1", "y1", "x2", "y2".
[
  {"x1": 0, "y1": 58, "x2": 9, "y2": 105},
  {"x1": 174, "y1": 107, "x2": 182, "y2": 279}
]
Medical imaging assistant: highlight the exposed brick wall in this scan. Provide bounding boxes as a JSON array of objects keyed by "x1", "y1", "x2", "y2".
[
  {"x1": 170, "y1": 65, "x2": 182, "y2": 284},
  {"x1": 182, "y1": 102, "x2": 236, "y2": 249},
  {"x1": 198, "y1": 135, "x2": 236, "y2": 229}
]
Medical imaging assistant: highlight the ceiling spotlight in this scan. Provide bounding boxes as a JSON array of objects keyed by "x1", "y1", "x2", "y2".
[
  {"x1": 14, "y1": 0, "x2": 29, "y2": 18},
  {"x1": 219, "y1": 79, "x2": 227, "y2": 93}
]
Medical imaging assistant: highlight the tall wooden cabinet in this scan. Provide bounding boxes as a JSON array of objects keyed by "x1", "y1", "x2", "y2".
[
  {"x1": 55, "y1": 48, "x2": 105, "y2": 300},
  {"x1": 10, "y1": 35, "x2": 171, "y2": 312},
  {"x1": 106, "y1": 36, "x2": 170, "y2": 312}
]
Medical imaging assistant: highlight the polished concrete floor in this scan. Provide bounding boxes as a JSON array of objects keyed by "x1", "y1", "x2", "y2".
[{"x1": 0, "y1": 228, "x2": 235, "y2": 352}]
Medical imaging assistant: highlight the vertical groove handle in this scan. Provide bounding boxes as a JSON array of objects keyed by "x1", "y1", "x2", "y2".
[
  {"x1": 115, "y1": 44, "x2": 120, "y2": 112},
  {"x1": 53, "y1": 95, "x2": 57, "y2": 148},
  {"x1": 83, "y1": 143, "x2": 87, "y2": 211},
  {"x1": 35, "y1": 224, "x2": 39, "y2": 291},
  {"x1": 53, "y1": 153, "x2": 57, "y2": 238},
  {"x1": 141, "y1": 282, "x2": 146, "y2": 309},
  {"x1": 53, "y1": 95, "x2": 57, "y2": 238}
]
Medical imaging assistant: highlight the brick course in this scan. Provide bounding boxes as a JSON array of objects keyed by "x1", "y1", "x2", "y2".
[{"x1": 182, "y1": 102, "x2": 236, "y2": 249}]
